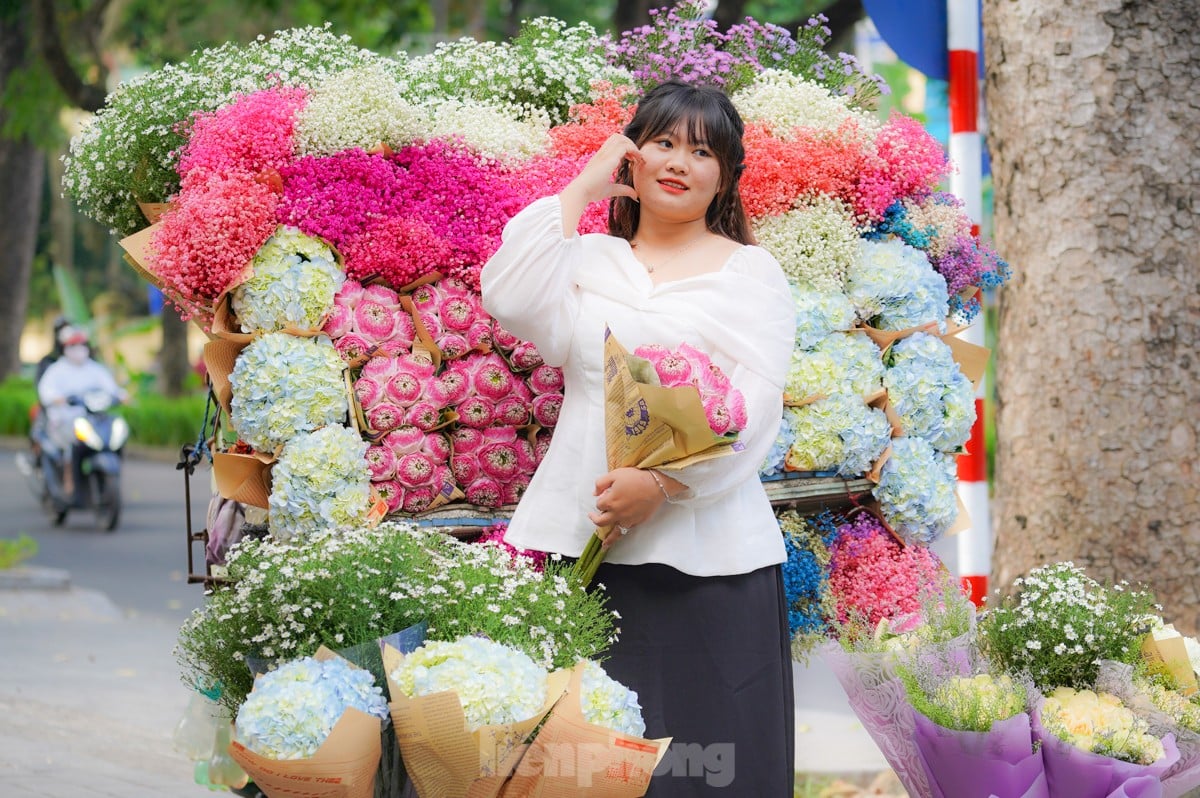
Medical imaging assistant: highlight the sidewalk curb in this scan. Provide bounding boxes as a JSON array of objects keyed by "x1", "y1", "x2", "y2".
[{"x1": 0, "y1": 565, "x2": 70, "y2": 591}]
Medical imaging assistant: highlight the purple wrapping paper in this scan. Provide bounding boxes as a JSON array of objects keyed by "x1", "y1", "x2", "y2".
[
  {"x1": 912, "y1": 711, "x2": 1049, "y2": 798},
  {"x1": 1032, "y1": 700, "x2": 1179, "y2": 798},
  {"x1": 1105, "y1": 776, "x2": 1163, "y2": 798},
  {"x1": 821, "y1": 642, "x2": 934, "y2": 798}
]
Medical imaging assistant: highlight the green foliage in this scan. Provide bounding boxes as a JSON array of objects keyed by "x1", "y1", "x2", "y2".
[
  {"x1": 0, "y1": 534, "x2": 39, "y2": 570},
  {"x1": 118, "y1": 391, "x2": 209, "y2": 449},
  {"x1": 0, "y1": 61, "x2": 69, "y2": 146},
  {"x1": 0, "y1": 377, "x2": 37, "y2": 436}
]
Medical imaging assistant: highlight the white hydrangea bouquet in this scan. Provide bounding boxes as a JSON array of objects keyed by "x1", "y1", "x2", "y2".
[
  {"x1": 384, "y1": 637, "x2": 668, "y2": 798},
  {"x1": 383, "y1": 636, "x2": 569, "y2": 796},
  {"x1": 229, "y1": 648, "x2": 389, "y2": 798}
]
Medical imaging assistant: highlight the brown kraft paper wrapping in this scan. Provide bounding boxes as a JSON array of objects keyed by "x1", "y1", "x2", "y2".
[
  {"x1": 228, "y1": 648, "x2": 383, "y2": 798},
  {"x1": 382, "y1": 645, "x2": 569, "y2": 798},
  {"x1": 204, "y1": 339, "x2": 247, "y2": 418},
  {"x1": 500, "y1": 661, "x2": 670, "y2": 798},
  {"x1": 213, "y1": 450, "x2": 274, "y2": 509},
  {"x1": 602, "y1": 327, "x2": 737, "y2": 475}
]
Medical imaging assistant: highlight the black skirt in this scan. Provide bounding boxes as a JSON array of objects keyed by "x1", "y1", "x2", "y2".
[{"x1": 592, "y1": 561, "x2": 795, "y2": 797}]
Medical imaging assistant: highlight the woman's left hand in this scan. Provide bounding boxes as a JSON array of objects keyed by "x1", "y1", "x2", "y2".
[{"x1": 588, "y1": 467, "x2": 665, "y2": 549}]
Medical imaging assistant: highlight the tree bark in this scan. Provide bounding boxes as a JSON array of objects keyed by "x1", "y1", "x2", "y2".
[
  {"x1": 0, "y1": 11, "x2": 44, "y2": 381},
  {"x1": 159, "y1": 305, "x2": 189, "y2": 397},
  {"x1": 985, "y1": 1, "x2": 1200, "y2": 630}
]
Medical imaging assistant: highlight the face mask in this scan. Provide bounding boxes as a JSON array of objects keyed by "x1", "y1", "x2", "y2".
[{"x1": 64, "y1": 345, "x2": 89, "y2": 365}]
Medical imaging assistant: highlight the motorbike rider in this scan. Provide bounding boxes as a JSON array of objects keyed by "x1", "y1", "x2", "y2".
[{"x1": 37, "y1": 326, "x2": 127, "y2": 498}]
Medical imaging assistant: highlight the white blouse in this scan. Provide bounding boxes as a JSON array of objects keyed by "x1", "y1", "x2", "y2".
[{"x1": 480, "y1": 196, "x2": 796, "y2": 576}]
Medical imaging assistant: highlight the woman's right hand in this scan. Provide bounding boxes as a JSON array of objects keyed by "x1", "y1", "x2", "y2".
[{"x1": 561, "y1": 134, "x2": 643, "y2": 210}]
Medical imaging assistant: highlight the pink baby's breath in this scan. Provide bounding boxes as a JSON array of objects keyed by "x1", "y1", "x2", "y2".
[{"x1": 151, "y1": 170, "x2": 278, "y2": 303}]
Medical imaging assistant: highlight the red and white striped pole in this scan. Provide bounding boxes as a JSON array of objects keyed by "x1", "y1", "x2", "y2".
[{"x1": 947, "y1": 0, "x2": 991, "y2": 608}]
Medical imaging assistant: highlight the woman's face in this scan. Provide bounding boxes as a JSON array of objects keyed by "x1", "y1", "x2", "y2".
[{"x1": 631, "y1": 120, "x2": 723, "y2": 224}]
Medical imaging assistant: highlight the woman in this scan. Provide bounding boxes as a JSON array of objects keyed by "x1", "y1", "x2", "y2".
[{"x1": 481, "y1": 81, "x2": 796, "y2": 795}]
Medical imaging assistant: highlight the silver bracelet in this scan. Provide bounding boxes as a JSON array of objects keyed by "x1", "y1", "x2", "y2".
[{"x1": 648, "y1": 469, "x2": 680, "y2": 504}]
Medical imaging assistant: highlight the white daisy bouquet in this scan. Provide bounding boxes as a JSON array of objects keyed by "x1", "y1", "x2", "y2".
[
  {"x1": 230, "y1": 226, "x2": 344, "y2": 334},
  {"x1": 267, "y1": 425, "x2": 371, "y2": 542},
  {"x1": 871, "y1": 435, "x2": 959, "y2": 544},
  {"x1": 228, "y1": 332, "x2": 348, "y2": 454}
]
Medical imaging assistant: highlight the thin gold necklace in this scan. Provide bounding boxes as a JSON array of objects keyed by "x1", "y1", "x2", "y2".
[{"x1": 630, "y1": 232, "x2": 709, "y2": 274}]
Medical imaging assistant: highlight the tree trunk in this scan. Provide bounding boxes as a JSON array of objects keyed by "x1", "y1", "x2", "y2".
[
  {"x1": 0, "y1": 12, "x2": 43, "y2": 381},
  {"x1": 985, "y1": 1, "x2": 1200, "y2": 630},
  {"x1": 159, "y1": 306, "x2": 190, "y2": 397}
]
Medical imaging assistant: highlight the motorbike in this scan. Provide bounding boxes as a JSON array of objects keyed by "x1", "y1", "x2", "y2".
[{"x1": 16, "y1": 390, "x2": 129, "y2": 531}]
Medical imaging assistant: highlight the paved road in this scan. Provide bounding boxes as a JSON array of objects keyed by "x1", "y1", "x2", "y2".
[{"x1": 1, "y1": 439, "x2": 208, "y2": 625}]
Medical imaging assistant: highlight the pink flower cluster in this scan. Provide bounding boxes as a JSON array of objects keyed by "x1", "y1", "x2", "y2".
[
  {"x1": 741, "y1": 115, "x2": 948, "y2": 224},
  {"x1": 366, "y1": 426, "x2": 454, "y2": 514},
  {"x1": 492, "y1": 322, "x2": 562, "y2": 429},
  {"x1": 409, "y1": 278, "x2": 493, "y2": 361},
  {"x1": 442, "y1": 351, "x2": 533, "y2": 429},
  {"x1": 474, "y1": 522, "x2": 547, "y2": 571},
  {"x1": 328, "y1": 274, "x2": 561, "y2": 510},
  {"x1": 354, "y1": 353, "x2": 446, "y2": 434},
  {"x1": 827, "y1": 512, "x2": 943, "y2": 628},
  {"x1": 151, "y1": 169, "x2": 279, "y2": 305},
  {"x1": 177, "y1": 87, "x2": 307, "y2": 179},
  {"x1": 324, "y1": 280, "x2": 416, "y2": 363},
  {"x1": 389, "y1": 140, "x2": 530, "y2": 288},
  {"x1": 339, "y1": 216, "x2": 452, "y2": 289},
  {"x1": 450, "y1": 425, "x2": 543, "y2": 507},
  {"x1": 633, "y1": 342, "x2": 746, "y2": 435}
]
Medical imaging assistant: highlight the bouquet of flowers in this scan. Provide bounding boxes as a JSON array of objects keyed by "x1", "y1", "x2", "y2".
[
  {"x1": 267, "y1": 425, "x2": 371, "y2": 542},
  {"x1": 872, "y1": 435, "x2": 960, "y2": 544},
  {"x1": 978, "y1": 562, "x2": 1160, "y2": 692},
  {"x1": 1034, "y1": 686, "x2": 1179, "y2": 797},
  {"x1": 175, "y1": 522, "x2": 615, "y2": 714},
  {"x1": 229, "y1": 650, "x2": 389, "y2": 798},
  {"x1": 228, "y1": 226, "x2": 344, "y2": 334},
  {"x1": 574, "y1": 331, "x2": 747, "y2": 584},
  {"x1": 781, "y1": 393, "x2": 892, "y2": 476},
  {"x1": 501, "y1": 660, "x2": 669, "y2": 797},
  {"x1": 899, "y1": 666, "x2": 1048, "y2": 798},
  {"x1": 384, "y1": 636, "x2": 566, "y2": 796},
  {"x1": 883, "y1": 332, "x2": 976, "y2": 452},
  {"x1": 819, "y1": 559, "x2": 974, "y2": 798},
  {"x1": 228, "y1": 333, "x2": 349, "y2": 454}
]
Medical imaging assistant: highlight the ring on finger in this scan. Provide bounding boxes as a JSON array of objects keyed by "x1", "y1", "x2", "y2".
[{"x1": 618, "y1": 525, "x2": 631, "y2": 536}]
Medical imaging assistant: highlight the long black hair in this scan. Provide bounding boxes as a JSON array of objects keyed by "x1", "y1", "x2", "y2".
[{"x1": 608, "y1": 81, "x2": 753, "y2": 244}]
